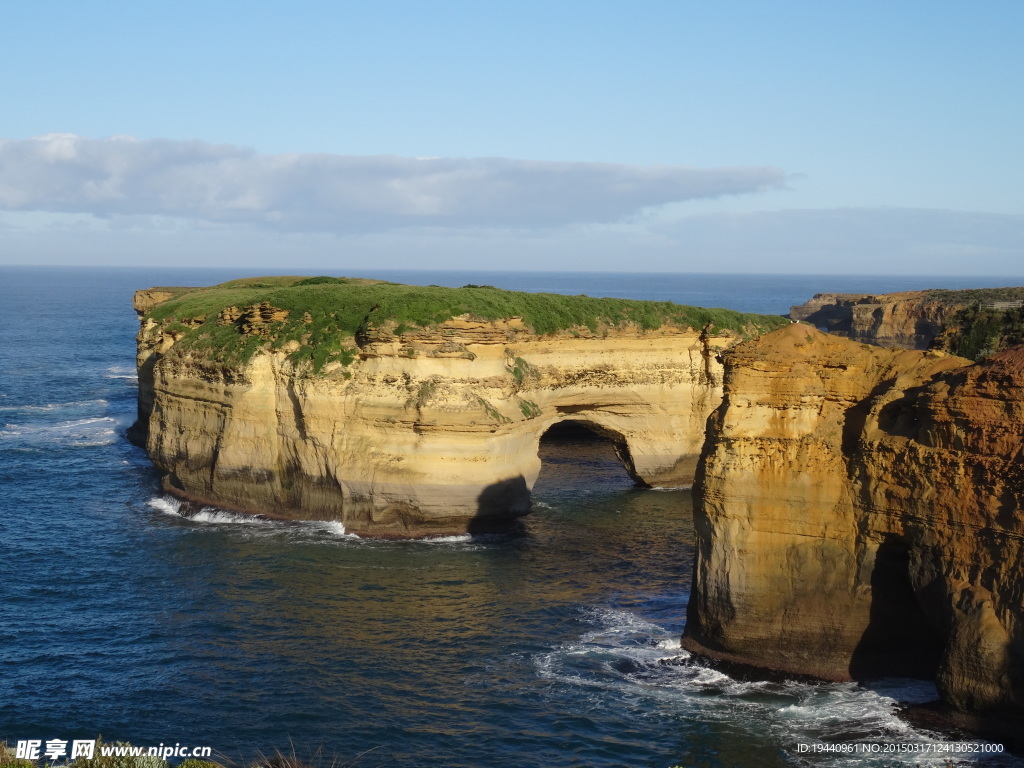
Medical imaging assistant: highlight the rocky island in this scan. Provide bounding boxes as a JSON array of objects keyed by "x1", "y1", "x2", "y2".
[{"x1": 130, "y1": 276, "x2": 786, "y2": 536}]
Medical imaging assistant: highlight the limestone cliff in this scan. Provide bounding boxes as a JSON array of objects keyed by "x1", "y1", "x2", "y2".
[
  {"x1": 682, "y1": 324, "x2": 1024, "y2": 721},
  {"x1": 791, "y1": 287, "x2": 1024, "y2": 358},
  {"x1": 132, "y1": 277, "x2": 786, "y2": 537},
  {"x1": 789, "y1": 290, "x2": 956, "y2": 349}
]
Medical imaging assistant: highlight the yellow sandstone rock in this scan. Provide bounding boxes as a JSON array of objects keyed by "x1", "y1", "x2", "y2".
[{"x1": 133, "y1": 295, "x2": 737, "y2": 537}]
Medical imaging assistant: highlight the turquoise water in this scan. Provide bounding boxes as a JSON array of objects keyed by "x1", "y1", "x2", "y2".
[{"x1": 2, "y1": 266, "x2": 1020, "y2": 767}]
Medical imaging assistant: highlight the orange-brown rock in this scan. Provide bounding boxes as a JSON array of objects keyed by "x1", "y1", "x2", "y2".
[
  {"x1": 790, "y1": 291, "x2": 958, "y2": 349},
  {"x1": 682, "y1": 324, "x2": 1024, "y2": 721}
]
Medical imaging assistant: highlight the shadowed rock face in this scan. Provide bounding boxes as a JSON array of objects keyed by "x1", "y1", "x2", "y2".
[
  {"x1": 133, "y1": 297, "x2": 736, "y2": 537},
  {"x1": 682, "y1": 324, "x2": 1024, "y2": 720},
  {"x1": 790, "y1": 291, "x2": 956, "y2": 349}
]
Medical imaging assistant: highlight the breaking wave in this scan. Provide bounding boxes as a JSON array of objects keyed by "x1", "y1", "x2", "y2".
[
  {"x1": 144, "y1": 496, "x2": 509, "y2": 548},
  {"x1": 534, "y1": 606, "x2": 1016, "y2": 766},
  {"x1": 146, "y1": 495, "x2": 362, "y2": 541},
  {"x1": 147, "y1": 496, "x2": 271, "y2": 526}
]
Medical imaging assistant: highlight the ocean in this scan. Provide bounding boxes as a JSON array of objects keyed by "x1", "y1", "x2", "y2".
[{"x1": 1, "y1": 266, "x2": 1020, "y2": 768}]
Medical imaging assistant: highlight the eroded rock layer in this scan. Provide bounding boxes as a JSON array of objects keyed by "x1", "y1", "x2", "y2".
[
  {"x1": 790, "y1": 287, "x2": 1024, "y2": 359},
  {"x1": 789, "y1": 291, "x2": 955, "y2": 349},
  {"x1": 133, "y1": 288, "x2": 750, "y2": 536},
  {"x1": 682, "y1": 324, "x2": 1024, "y2": 719}
]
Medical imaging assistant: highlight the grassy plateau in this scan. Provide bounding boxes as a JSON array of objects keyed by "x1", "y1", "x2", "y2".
[{"x1": 141, "y1": 276, "x2": 790, "y2": 373}]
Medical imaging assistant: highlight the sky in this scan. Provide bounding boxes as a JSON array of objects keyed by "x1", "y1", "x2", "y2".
[{"x1": 1, "y1": 0, "x2": 1022, "y2": 275}]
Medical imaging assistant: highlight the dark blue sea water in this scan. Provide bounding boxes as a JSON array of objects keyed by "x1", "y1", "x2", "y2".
[{"x1": 2, "y1": 266, "x2": 1021, "y2": 768}]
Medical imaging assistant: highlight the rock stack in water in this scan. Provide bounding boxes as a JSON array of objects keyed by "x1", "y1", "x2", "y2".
[{"x1": 683, "y1": 323, "x2": 1024, "y2": 724}]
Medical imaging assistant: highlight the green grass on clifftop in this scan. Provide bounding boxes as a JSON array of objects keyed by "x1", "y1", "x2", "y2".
[
  {"x1": 144, "y1": 276, "x2": 790, "y2": 372},
  {"x1": 923, "y1": 286, "x2": 1024, "y2": 305}
]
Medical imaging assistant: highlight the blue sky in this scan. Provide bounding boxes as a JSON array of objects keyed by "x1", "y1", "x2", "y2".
[{"x1": 1, "y1": 0, "x2": 1022, "y2": 274}]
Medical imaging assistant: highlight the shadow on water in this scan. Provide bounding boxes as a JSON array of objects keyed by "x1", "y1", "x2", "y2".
[
  {"x1": 468, "y1": 419, "x2": 643, "y2": 534},
  {"x1": 468, "y1": 475, "x2": 530, "y2": 535}
]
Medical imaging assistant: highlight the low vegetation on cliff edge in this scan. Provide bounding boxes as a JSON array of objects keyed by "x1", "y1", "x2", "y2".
[
  {"x1": 922, "y1": 286, "x2": 1024, "y2": 305},
  {"x1": 938, "y1": 305, "x2": 1024, "y2": 361},
  {"x1": 142, "y1": 276, "x2": 789, "y2": 372},
  {"x1": 921, "y1": 288, "x2": 1024, "y2": 360}
]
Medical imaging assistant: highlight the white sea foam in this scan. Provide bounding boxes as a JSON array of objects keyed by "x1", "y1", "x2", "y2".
[
  {"x1": 308, "y1": 520, "x2": 362, "y2": 539},
  {"x1": 532, "y1": 603, "x2": 1017, "y2": 766},
  {"x1": 146, "y1": 496, "x2": 183, "y2": 517},
  {"x1": 418, "y1": 534, "x2": 473, "y2": 544},
  {"x1": 147, "y1": 496, "x2": 362, "y2": 540},
  {"x1": 775, "y1": 681, "x2": 918, "y2": 735},
  {"x1": 145, "y1": 496, "x2": 506, "y2": 547},
  {"x1": 0, "y1": 397, "x2": 119, "y2": 447},
  {"x1": 0, "y1": 398, "x2": 109, "y2": 413},
  {"x1": 0, "y1": 416, "x2": 118, "y2": 446},
  {"x1": 147, "y1": 496, "x2": 270, "y2": 526},
  {"x1": 104, "y1": 365, "x2": 138, "y2": 380},
  {"x1": 187, "y1": 508, "x2": 269, "y2": 525},
  {"x1": 579, "y1": 606, "x2": 663, "y2": 641},
  {"x1": 315, "y1": 521, "x2": 351, "y2": 536}
]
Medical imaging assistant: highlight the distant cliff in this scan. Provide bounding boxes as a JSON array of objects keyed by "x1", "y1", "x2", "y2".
[
  {"x1": 790, "y1": 287, "x2": 1024, "y2": 358},
  {"x1": 131, "y1": 276, "x2": 787, "y2": 537},
  {"x1": 682, "y1": 324, "x2": 1024, "y2": 722}
]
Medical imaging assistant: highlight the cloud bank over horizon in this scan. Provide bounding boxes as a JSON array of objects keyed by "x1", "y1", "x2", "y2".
[
  {"x1": 1, "y1": 134, "x2": 1019, "y2": 276},
  {"x1": 0, "y1": 134, "x2": 787, "y2": 231},
  {"x1": 4, "y1": 202, "x2": 1021, "y2": 276}
]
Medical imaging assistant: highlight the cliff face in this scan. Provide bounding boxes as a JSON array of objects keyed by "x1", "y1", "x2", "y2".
[
  {"x1": 134, "y1": 287, "x2": 749, "y2": 537},
  {"x1": 789, "y1": 291, "x2": 955, "y2": 349},
  {"x1": 791, "y1": 287, "x2": 1024, "y2": 359},
  {"x1": 682, "y1": 324, "x2": 1024, "y2": 719}
]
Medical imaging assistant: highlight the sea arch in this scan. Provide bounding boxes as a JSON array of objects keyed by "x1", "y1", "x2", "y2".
[
  {"x1": 457, "y1": 378, "x2": 718, "y2": 537},
  {"x1": 139, "y1": 320, "x2": 726, "y2": 537}
]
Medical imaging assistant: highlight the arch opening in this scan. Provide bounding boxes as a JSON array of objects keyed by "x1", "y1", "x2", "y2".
[{"x1": 534, "y1": 419, "x2": 644, "y2": 496}]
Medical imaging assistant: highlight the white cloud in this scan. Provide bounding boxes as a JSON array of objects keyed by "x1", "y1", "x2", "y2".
[{"x1": 0, "y1": 134, "x2": 786, "y2": 231}]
